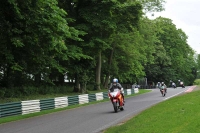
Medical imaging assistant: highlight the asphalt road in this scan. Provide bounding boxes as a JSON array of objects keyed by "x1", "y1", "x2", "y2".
[{"x1": 0, "y1": 86, "x2": 195, "y2": 133}]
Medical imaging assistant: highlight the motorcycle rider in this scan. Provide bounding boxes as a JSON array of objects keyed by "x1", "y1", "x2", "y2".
[
  {"x1": 157, "y1": 82, "x2": 161, "y2": 88},
  {"x1": 170, "y1": 80, "x2": 173, "y2": 87},
  {"x1": 172, "y1": 82, "x2": 176, "y2": 88},
  {"x1": 159, "y1": 82, "x2": 167, "y2": 94},
  {"x1": 178, "y1": 80, "x2": 185, "y2": 88},
  {"x1": 109, "y1": 78, "x2": 125, "y2": 103}
]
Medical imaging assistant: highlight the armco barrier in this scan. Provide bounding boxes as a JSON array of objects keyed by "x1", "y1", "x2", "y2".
[
  {"x1": 0, "y1": 102, "x2": 22, "y2": 118},
  {"x1": 54, "y1": 97, "x2": 68, "y2": 109},
  {"x1": 0, "y1": 88, "x2": 139, "y2": 118},
  {"x1": 22, "y1": 100, "x2": 40, "y2": 115}
]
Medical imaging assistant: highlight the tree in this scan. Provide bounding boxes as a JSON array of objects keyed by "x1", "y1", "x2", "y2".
[
  {"x1": 0, "y1": 0, "x2": 83, "y2": 88},
  {"x1": 146, "y1": 17, "x2": 197, "y2": 85}
]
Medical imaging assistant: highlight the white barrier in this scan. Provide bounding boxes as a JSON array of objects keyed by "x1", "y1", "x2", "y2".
[
  {"x1": 22, "y1": 100, "x2": 40, "y2": 115},
  {"x1": 79, "y1": 94, "x2": 89, "y2": 104},
  {"x1": 95, "y1": 92, "x2": 103, "y2": 101},
  {"x1": 126, "y1": 89, "x2": 132, "y2": 95},
  {"x1": 54, "y1": 97, "x2": 68, "y2": 109},
  {"x1": 134, "y1": 88, "x2": 139, "y2": 93}
]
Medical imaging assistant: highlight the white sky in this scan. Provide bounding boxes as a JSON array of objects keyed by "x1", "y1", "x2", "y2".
[{"x1": 147, "y1": 0, "x2": 200, "y2": 54}]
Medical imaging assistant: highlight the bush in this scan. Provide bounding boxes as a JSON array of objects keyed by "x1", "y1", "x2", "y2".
[
  {"x1": 0, "y1": 89, "x2": 5, "y2": 98},
  {"x1": 23, "y1": 86, "x2": 39, "y2": 96},
  {"x1": 193, "y1": 79, "x2": 200, "y2": 85},
  {"x1": 4, "y1": 89, "x2": 15, "y2": 98}
]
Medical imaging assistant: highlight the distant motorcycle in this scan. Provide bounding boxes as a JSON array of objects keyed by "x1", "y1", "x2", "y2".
[
  {"x1": 172, "y1": 83, "x2": 176, "y2": 89},
  {"x1": 180, "y1": 81, "x2": 185, "y2": 88},
  {"x1": 108, "y1": 88, "x2": 124, "y2": 113},
  {"x1": 160, "y1": 86, "x2": 166, "y2": 97}
]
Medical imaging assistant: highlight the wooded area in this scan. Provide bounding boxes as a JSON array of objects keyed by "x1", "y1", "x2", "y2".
[{"x1": 0, "y1": 0, "x2": 199, "y2": 98}]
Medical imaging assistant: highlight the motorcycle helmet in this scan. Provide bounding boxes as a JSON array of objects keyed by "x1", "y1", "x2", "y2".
[
  {"x1": 113, "y1": 78, "x2": 118, "y2": 86},
  {"x1": 113, "y1": 78, "x2": 118, "y2": 83},
  {"x1": 161, "y1": 82, "x2": 164, "y2": 85}
]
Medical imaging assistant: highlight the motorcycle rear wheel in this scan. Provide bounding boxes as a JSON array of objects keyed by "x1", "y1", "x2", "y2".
[
  {"x1": 163, "y1": 91, "x2": 166, "y2": 97},
  {"x1": 120, "y1": 107, "x2": 124, "y2": 111},
  {"x1": 162, "y1": 90, "x2": 165, "y2": 97}
]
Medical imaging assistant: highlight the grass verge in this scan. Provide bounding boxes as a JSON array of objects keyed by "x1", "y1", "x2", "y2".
[
  {"x1": 104, "y1": 89, "x2": 200, "y2": 133},
  {"x1": 0, "y1": 89, "x2": 151, "y2": 124}
]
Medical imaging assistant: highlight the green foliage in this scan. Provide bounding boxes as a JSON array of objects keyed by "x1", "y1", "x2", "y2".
[
  {"x1": 193, "y1": 79, "x2": 200, "y2": 85},
  {"x1": 0, "y1": 84, "x2": 74, "y2": 99},
  {"x1": 0, "y1": 0, "x2": 87, "y2": 88},
  {"x1": 0, "y1": 0, "x2": 197, "y2": 97},
  {"x1": 144, "y1": 17, "x2": 197, "y2": 85},
  {"x1": 139, "y1": 0, "x2": 166, "y2": 13},
  {"x1": 197, "y1": 54, "x2": 200, "y2": 69}
]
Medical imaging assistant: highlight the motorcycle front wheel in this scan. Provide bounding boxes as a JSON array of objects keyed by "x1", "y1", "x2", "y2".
[{"x1": 113, "y1": 102, "x2": 118, "y2": 113}]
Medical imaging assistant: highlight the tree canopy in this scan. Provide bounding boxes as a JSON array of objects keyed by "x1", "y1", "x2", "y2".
[{"x1": 0, "y1": 0, "x2": 198, "y2": 97}]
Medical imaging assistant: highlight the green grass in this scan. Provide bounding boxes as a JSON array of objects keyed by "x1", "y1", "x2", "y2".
[
  {"x1": 0, "y1": 89, "x2": 151, "y2": 124},
  {"x1": 104, "y1": 90, "x2": 200, "y2": 133}
]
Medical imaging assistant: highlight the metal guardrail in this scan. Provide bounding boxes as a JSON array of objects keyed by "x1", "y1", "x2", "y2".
[
  {"x1": 0, "y1": 102, "x2": 22, "y2": 118},
  {"x1": 0, "y1": 88, "x2": 139, "y2": 118}
]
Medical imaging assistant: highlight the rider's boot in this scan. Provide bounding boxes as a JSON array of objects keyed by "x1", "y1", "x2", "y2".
[{"x1": 122, "y1": 94, "x2": 125, "y2": 104}]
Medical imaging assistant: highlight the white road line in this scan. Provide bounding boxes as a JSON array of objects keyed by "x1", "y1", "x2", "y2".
[{"x1": 164, "y1": 90, "x2": 185, "y2": 100}]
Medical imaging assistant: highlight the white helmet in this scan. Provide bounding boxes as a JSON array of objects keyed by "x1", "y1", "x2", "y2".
[{"x1": 113, "y1": 78, "x2": 118, "y2": 83}]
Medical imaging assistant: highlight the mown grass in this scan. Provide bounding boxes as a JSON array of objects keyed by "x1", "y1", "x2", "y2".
[
  {"x1": 104, "y1": 89, "x2": 200, "y2": 133},
  {"x1": 0, "y1": 89, "x2": 151, "y2": 124}
]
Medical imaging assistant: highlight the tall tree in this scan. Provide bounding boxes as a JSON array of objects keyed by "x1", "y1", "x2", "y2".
[
  {"x1": 147, "y1": 17, "x2": 197, "y2": 85},
  {"x1": 0, "y1": 0, "x2": 83, "y2": 88}
]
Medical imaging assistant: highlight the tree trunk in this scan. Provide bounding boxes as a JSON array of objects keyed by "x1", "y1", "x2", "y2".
[
  {"x1": 73, "y1": 73, "x2": 80, "y2": 92},
  {"x1": 14, "y1": 71, "x2": 23, "y2": 87},
  {"x1": 80, "y1": 82, "x2": 86, "y2": 94},
  {"x1": 58, "y1": 73, "x2": 64, "y2": 86},
  {"x1": 95, "y1": 50, "x2": 101, "y2": 90},
  {"x1": 104, "y1": 48, "x2": 114, "y2": 88},
  {"x1": 5, "y1": 65, "x2": 14, "y2": 88},
  {"x1": 35, "y1": 73, "x2": 41, "y2": 86}
]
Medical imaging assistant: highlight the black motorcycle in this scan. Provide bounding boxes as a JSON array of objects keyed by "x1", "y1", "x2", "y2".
[{"x1": 172, "y1": 84, "x2": 176, "y2": 89}]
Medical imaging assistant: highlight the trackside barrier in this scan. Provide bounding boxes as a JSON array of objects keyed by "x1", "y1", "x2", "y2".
[
  {"x1": 0, "y1": 88, "x2": 139, "y2": 118},
  {"x1": 54, "y1": 97, "x2": 68, "y2": 109},
  {"x1": 0, "y1": 102, "x2": 22, "y2": 118},
  {"x1": 79, "y1": 94, "x2": 89, "y2": 104},
  {"x1": 22, "y1": 100, "x2": 40, "y2": 115},
  {"x1": 95, "y1": 92, "x2": 103, "y2": 101}
]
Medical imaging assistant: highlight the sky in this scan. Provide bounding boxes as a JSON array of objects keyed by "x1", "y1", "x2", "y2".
[{"x1": 147, "y1": 0, "x2": 200, "y2": 54}]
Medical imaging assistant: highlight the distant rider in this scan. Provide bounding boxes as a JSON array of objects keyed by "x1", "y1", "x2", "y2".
[
  {"x1": 157, "y1": 82, "x2": 161, "y2": 88},
  {"x1": 159, "y1": 82, "x2": 167, "y2": 94},
  {"x1": 109, "y1": 78, "x2": 125, "y2": 103},
  {"x1": 178, "y1": 80, "x2": 185, "y2": 87},
  {"x1": 172, "y1": 82, "x2": 176, "y2": 88}
]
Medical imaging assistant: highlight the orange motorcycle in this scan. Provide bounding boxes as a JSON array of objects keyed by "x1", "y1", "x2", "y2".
[{"x1": 108, "y1": 88, "x2": 124, "y2": 113}]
